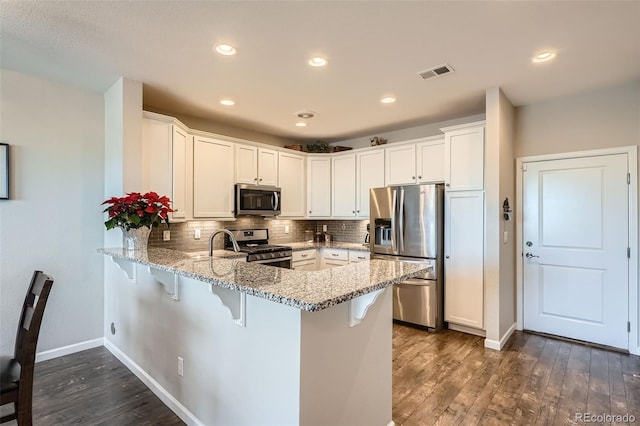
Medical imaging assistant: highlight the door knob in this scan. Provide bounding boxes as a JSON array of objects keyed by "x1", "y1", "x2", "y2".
[{"x1": 525, "y1": 252, "x2": 539, "y2": 259}]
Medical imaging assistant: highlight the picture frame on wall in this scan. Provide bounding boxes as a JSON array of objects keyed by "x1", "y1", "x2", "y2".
[{"x1": 0, "y1": 143, "x2": 9, "y2": 200}]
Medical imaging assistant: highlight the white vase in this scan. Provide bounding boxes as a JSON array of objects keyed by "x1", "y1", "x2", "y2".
[{"x1": 122, "y1": 227, "x2": 151, "y2": 251}]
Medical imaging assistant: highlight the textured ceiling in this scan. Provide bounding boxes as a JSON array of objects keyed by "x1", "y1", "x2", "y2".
[{"x1": 2, "y1": 1, "x2": 639, "y2": 142}]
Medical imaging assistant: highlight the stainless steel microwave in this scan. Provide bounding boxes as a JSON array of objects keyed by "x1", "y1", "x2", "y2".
[{"x1": 235, "y1": 184, "x2": 281, "y2": 216}]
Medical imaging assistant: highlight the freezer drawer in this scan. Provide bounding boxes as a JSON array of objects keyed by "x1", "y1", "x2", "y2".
[{"x1": 392, "y1": 279, "x2": 437, "y2": 328}]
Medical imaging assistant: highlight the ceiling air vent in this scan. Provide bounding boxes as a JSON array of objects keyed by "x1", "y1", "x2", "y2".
[{"x1": 417, "y1": 63, "x2": 454, "y2": 80}]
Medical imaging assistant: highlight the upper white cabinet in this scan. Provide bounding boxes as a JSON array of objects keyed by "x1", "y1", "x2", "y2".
[
  {"x1": 385, "y1": 137, "x2": 445, "y2": 185},
  {"x1": 356, "y1": 150, "x2": 385, "y2": 218},
  {"x1": 441, "y1": 122, "x2": 485, "y2": 191},
  {"x1": 142, "y1": 115, "x2": 191, "y2": 222},
  {"x1": 307, "y1": 156, "x2": 331, "y2": 217},
  {"x1": 278, "y1": 151, "x2": 306, "y2": 217},
  {"x1": 235, "y1": 145, "x2": 278, "y2": 186},
  {"x1": 417, "y1": 140, "x2": 445, "y2": 183},
  {"x1": 193, "y1": 135, "x2": 235, "y2": 218},
  {"x1": 331, "y1": 154, "x2": 357, "y2": 217}
]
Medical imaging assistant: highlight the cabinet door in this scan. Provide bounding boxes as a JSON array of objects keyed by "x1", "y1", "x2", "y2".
[
  {"x1": 356, "y1": 150, "x2": 385, "y2": 218},
  {"x1": 258, "y1": 148, "x2": 278, "y2": 186},
  {"x1": 235, "y1": 145, "x2": 258, "y2": 184},
  {"x1": 193, "y1": 136, "x2": 235, "y2": 218},
  {"x1": 331, "y1": 154, "x2": 356, "y2": 217},
  {"x1": 385, "y1": 145, "x2": 417, "y2": 185},
  {"x1": 444, "y1": 190, "x2": 484, "y2": 329},
  {"x1": 278, "y1": 152, "x2": 306, "y2": 217},
  {"x1": 307, "y1": 157, "x2": 331, "y2": 217},
  {"x1": 445, "y1": 125, "x2": 484, "y2": 191},
  {"x1": 294, "y1": 261, "x2": 317, "y2": 271},
  {"x1": 171, "y1": 125, "x2": 189, "y2": 220},
  {"x1": 417, "y1": 139, "x2": 445, "y2": 183}
]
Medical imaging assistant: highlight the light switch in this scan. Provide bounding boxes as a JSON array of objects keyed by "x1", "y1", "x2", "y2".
[
  {"x1": 284, "y1": 225, "x2": 290, "y2": 234},
  {"x1": 194, "y1": 228, "x2": 201, "y2": 239},
  {"x1": 322, "y1": 224, "x2": 327, "y2": 232},
  {"x1": 503, "y1": 231, "x2": 508, "y2": 244}
]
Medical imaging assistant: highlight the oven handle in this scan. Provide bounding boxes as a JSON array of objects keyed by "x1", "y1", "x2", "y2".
[{"x1": 250, "y1": 256, "x2": 292, "y2": 265}]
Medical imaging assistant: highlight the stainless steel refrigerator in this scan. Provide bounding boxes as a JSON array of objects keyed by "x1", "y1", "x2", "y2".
[{"x1": 370, "y1": 184, "x2": 444, "y2": 330}]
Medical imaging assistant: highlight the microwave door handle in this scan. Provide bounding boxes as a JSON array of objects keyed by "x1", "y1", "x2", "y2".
[
  {"x1": 398, "y1": 187, "x2": 405, "y2": 252},
  {"x1": 272, "y1": 192, "x2": 279, "y2": 211}
]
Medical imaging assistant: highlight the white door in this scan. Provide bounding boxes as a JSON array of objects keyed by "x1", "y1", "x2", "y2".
[
  {"x1": 385, "y1": 145, "x2": 417, "y2": 185},
  {"x1": 332, "y1": 154, "x2": 356, "y2": 217},
  {"x1": 523, "y1": 154, "x2": 629, "y2": 349},
  {"x1": 235, "y1": 145, "x2": 258, "y2": 184},
  {"x1": 257, "y1": 148, "x2": 278, "y2": 186},
  {"x1": 278, "y1": 152, "x2": 306, "y2": 217},
  {"x1": 356, "y1": 150, "x2": 385, "y2": 218},
  {"x1": 417, "y1": 139, "x2": 445, "y2": 183},
  {"x1": 307, "y1": 157, "x2": 331, "y2": 217}
]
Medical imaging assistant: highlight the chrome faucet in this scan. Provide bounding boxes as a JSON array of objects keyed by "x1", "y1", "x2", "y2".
[{"x1": 209, "y1": 229, "x2": 240, "y2": 256}]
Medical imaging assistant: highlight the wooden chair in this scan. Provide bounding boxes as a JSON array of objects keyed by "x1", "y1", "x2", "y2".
[{"x1": 0, "y1": 271, "x2": 54, "y2": 425}]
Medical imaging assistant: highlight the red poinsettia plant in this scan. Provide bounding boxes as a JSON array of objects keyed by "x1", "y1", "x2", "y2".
[{"x1": 102, "y1": 192, "x2": 174, "y2": 231}]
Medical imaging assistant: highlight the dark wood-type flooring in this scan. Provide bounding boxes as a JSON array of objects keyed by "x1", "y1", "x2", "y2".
[{"x1": 5, "y1": 326, "x2": 639, "y2": 425}]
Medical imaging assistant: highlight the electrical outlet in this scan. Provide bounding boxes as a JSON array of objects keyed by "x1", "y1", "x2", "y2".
[
  {"x1": 194, "y1": 228, "x2": 201, "y2": 239},
  {"x1": 178, "y1": 357, "x2": 184, "y2": 377},
  {"x1": 163, "y1": 230, "x2": 171, "y2": 241},
  {"x1": 284, "y1": 225, "x2": 290, "y2": 234},
  {"x1": 322, "y1": 224, "x2": 327, "y2": 232}
]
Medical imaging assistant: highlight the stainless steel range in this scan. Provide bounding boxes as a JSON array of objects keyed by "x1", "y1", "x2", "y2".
[{"x1": 225, "y1": 229, "x2": 292, "y2": 268}]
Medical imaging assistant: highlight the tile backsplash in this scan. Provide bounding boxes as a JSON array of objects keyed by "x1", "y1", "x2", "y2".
[{"x1": 149, "y1": 218, "x2": 369, "y2": 251}]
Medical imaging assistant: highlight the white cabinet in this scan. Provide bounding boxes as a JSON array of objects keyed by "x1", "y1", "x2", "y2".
[
  {"x1": 193, "y1": 135, "x2": 235, "y2": 218},
  {"x1": 417, "y1": 140, "x2": 445, "y2": 183},
  {"x1": 293, "y1": 249, "x2": 317, "y2": 271},
  {"x1": 331, "y1": 154, "x2": 357, "y2": 217},
  {"x1": 385, "y1": 137, "x2": 445, "y2": 185},
  {"x1": 385, "y1": 145, "x2": 417, "y2": 185},
  {"x1": 348, "y1": 251, "x2": 370, "y2": 263},
  {"x1": 307, "y1": 156, "x2": 331, "y2": 217},
  {"x1": 235, "y1": 145, "x2": 278, "y2": 186},
  {"x1": 442, "y1": 122, "x2": 485, "y2": 191},
  {"x1": 142, "y1": 116, "x2": 191, "y2": 222},
  {"x1": 356, "y1": 150, "x2": 385, "y2": 218},
  {"x1": 320, "y1": 248, "x2": 349, "y2": 269},
  {"x1": 444, "y1": 190, "x2": 484, "y2": 329},
  {"x1": 278, "y1": 152, "x2": 306, "y2": 217}
]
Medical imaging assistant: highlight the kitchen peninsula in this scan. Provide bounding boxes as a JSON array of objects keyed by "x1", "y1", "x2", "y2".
[{"x1": 100, "y1": 246, "x2": 430, "y2": 426}]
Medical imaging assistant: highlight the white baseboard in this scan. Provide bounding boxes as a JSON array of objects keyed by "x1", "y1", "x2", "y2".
[
  {"x1": 104, "y1": 339, "x2": 203, "y2": 426},
  {"x1": 448, "y1": 322, "x2": 486, "y2": 337},
  {"x1": 36, "y1": 337, "x2": 104, "y2": 363},
  {"x1": 387, "y1": 421, "x2": 396, "y2": 426},
  {"x1": 484, "y1": 323, "x2": 517, "y2": 351}
]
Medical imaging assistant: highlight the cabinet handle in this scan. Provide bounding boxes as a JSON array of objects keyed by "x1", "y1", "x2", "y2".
[
  {"x1": 357, "y1": 256, "x2": 365, "y2": 260},
  {"x1": 446, "y1": 183, "x2": 450, "y2": 187},
  {"x1": 352, "y1": 210, "x2": 355, "y2": 214},
  {"x1": 412, "y1": 176, "x2": 415, "y2": 179},
  {"x1": 356, "y1": 210, "x2": 360, "y2": 213},
  {"x1": 301, "y1": 254, "x2": 308, "y2": 257},
  {"x1": 418, "y1": 176, "x2": 422, "y2": 179},
  {"x1": 445, "y1": 255, "x2": 450, "y2": 259},
  {"x1": 309, "y1": 210, "x2": 312, "y2": 214},
  {"x1": 254, "y1": 177, "x2": 258, "y2": 181},
  {"x1": 332, "y1": 253, "x2": 339, "y2": 257},
  {"x1": 173, "y1": 209, "x2": 179, "y2": 212},
  {"x1": 259, "y1": 178, "x2": 263, "y2": 182}
]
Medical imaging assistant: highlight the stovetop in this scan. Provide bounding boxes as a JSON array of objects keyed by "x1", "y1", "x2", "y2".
[{"x1": 238, "y1": 244, "x2": 291, "y2": 254}]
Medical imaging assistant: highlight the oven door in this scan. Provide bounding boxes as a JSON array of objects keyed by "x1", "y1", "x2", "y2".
[
  {"x1": 235, "y1": 184, "x2": 281, "y2": 216},
  {"x1": 250, "y1": 256, "x2": 292, "y2": 269}
]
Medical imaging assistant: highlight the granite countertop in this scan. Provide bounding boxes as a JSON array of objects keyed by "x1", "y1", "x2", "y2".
[
  {"x1": 288, "y1": 241, "x2": 370, "y2": 252},
  {"x1": 98, "y1": 247, "x2": 429, "y2": 312}
]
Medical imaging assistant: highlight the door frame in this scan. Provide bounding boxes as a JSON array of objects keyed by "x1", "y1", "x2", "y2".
[{"x1": 516, "y1": 146, "x2": 638, "y2": 354}]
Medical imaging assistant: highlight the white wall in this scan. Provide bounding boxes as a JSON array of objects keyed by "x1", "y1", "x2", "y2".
[
  {"x1": 333, "y1": 113, "x2": 486, "y2": 149},
  {"x1": 515, "y1": 79, "x2": 640, "y2": 352},
  {"x1": 0, "y1": 69, "x2": 105, "y2": 355}
]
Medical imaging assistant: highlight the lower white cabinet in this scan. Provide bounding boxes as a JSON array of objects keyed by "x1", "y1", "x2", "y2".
[
  {"x1": 292, "y1": 249, "x2": 317, "y2": 271},
  {"x1": 444, "y1": 190, "x2": 484, "y2": 329},
  {"x1": 348, "y1": 251, "x2": 370, "y2": 263}
]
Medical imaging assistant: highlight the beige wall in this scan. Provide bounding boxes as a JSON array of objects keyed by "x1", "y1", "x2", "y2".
[
  {"x1": 484, "y1": 87, "x2": 516, "y2": 347},
  {"x1": 515, "y1": 80, "x2": 640, "y2": 158},
  {"x1": 0, "y1": 69, "x2": 105, "y2": 354}
]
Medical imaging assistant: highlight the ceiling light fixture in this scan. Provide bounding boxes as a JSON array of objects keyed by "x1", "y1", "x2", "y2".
[
  {"x1": 532, "y1": 51, "x2": 555, "y2": 63},
  {"x1": 220, "y1": 99, "x2": 235, "y2": 106},
  {"x1": 308, "y1": 57, "x2": 328, "y2": 67},
  {"x1": 297, "y1": 112, "x2": 314, "y2": 119},
  {"x1": 295, "y1": 122, "x2": 307, "y2": 127},
  {"x1": 381, "y1": 97, "x2": 396, "y2": 104},
  {"x1": 215, "y1": 44, "x2": 237, "y2": 56}
]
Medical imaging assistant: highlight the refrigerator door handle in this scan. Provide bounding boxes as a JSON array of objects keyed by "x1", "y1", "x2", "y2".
[
  {"x1": 398, "y1": 187, "x2": 405, "y2": 252},
  {"x1": 390, "y1": 189, "x2": 397, "y2": 252}
]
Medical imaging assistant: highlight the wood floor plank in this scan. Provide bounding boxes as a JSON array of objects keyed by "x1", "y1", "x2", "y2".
[
  {"x1": 534, "y1": 340, "x2": 572, "y2": 425},
  {"x1": 551, "y1": 343, "x2": 592, "y2": 425},
  {"x1": 586, "y1": 348, "x2": 611, "y2": 417}
]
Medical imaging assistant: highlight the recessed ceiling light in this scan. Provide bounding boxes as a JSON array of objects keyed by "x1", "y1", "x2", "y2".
[
  {"x1": 220, "y1": 99, "x2": 235, "y2": 106},
  {"x1": 381, "y1": 97, "x2": 396, "y2": 104},
  {"x1": 308, "y1": 57, "x2": 328, "y2": 67},
  {"x1": 297, "y1": 112, "x2": 314, "y2": 119},
  {"x1": 295, "y1": 122, "x2": 307, "y2": 127},
  {"x1": 532, "y1": 51, "x2": 555, "y2": 63},
  {"x1": 215, "y1": 44, "x2": 237, "y2": 56}
]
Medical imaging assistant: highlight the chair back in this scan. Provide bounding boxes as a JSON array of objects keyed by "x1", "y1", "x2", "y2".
[{"x1": 13, "y1": 271, "x2": 54, "y2": 370}]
